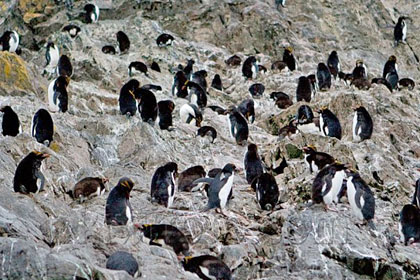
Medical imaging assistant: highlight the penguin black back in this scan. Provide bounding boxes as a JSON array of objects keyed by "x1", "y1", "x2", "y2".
[
  {"x1": 185, "y1": 81, "x2": 207, "y2": 109},
  {"x1": 116, "y1": 31, "x2": 130, "y2": 53},
  {"x1": 197, "y1": 126, "x2": 217, "y2": 143},
  {"x1": 151, "y1": 61, "x2": 161, "y2": 72},
  {"x1": 296, "y1": 76, "x2": 312, "y2": 102},
  {"x1": 119, "y1": 79, "x2": 140, "y2": 116},
  {"x1": 383, "y1": 55, "x2": 397, "y2": 79},
  {"x1": 398, "y1": 78, "x2": 415, "y2": 90},
  {"x1": 244, "y1": 143, "x2": 264, "y2": 184},
  {"x1": 399, "y1": 204, "x2": 420, "y2": 245},
  {"x1": 151, "y1": 162, "x2": 178, "y2": 208},
  {"x1": 1, "y1": 106, "x2": 20, "y2": 137},
  {"x1": 72, "y1": 177, "x2": 108, "y2": 201},
  {"x1": 211, "y1": 74, "x2": 223, "y2": 90},
  {"x1": 105, "y1": 177, "x2": 134, "y2": 226},
  {"x1": 51, "y1": 76, "x2": 69, "y2": 113},
  {"x1": 135, "y1": 88, "x2": 158, "y2": 123},
  {"x1": 178, "y1": 165, "x2": 206, "y2": 192},
  {"x1": 238, "y1": 99, "x2": 255, "y2": 124},
  {"x1": 228, "y1": 107, "x2": 249, "y2": 145},
  {"x1": 156, "y1": 33, "x2": 174, "y2": 47},
  {"x1": 62, "y1": 25, "x2": 81, "y2": 38},
  {"x1": 172, "y1": 71, "x2": 189, "y2": 98},
  {"x1": 84, "y1": 3, "x2": 99, "y2": 23},
  {"x1": 183, "y1": 59, "x2": 195, "y2": 78},
  {"x1": 102, "y1": 45, "x2": 116, "y2": 54},
  {"x1": 249, "y1": 83, "x2": 265, "y2": 98},
  {"x1": 353, "y1": 106, "x2": 373, "y2": 141},
  {"x1": 252, "y1": 173, "x2": 279, "y2": 211},
  {"x1": 14, "y1": 151, "x2": 49, "y2": 194},
  {"x1": 312, "y1": 162, "x2": 347, "y2": 204},
  {"x1": 283, "y1": 47, "x2": 296, "y2": 71},
  {"x1": 296, "y1": 105, "x2": 314, "y2": 124},
  {"x1": 191, "y1": 70, "x2": 208, "y2": 92},
  {"x1": 128, "y1": 61, "x2": 148, "y2": 76},
  {"x1": 157, "y1": 100, "x2": 175, "y2": 130},
  {"x1": 394, "y1": 17, "x2": 407, "y2": 45},
  {"x1": 57, "y1": 55, "x2": 73, "y2": 77},
  {"x1": 316, "y1": 63, "x2": 332, "y2": 90},
  {"x1": 225, "y1": 55, "x2": 241, "y2": 66},
  {"x1": 106, "y1": 251, "x2": 139, "y2": 277},
  {"x1": 242, "y1": 56, "x2": 258, "y2": 79},
  {"x1": 352, "y1": 60, "x2": 367, "y2": 80},
  {"x1": 32, "y1": 109, "x2": 54, "y2": 146},
  {"x1": 371, "y1": 78, "x2": 393, "y2": 93},
  {"x1": 271, "y1": 92, "x2": 293, "y2": 109},
  {"x1": 327, "y1": 51, "x2": 340, "y2": 79},
  {"x1": 319, "y1": 107, "x2": 342, "y2": 139},
  {"x1": 182, "y1": 255, "x2": 232, "y2": 280}
]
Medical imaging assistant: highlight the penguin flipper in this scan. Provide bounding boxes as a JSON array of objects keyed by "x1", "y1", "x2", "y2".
[
  {"x1": 149, "y1": 240, "x2": 163, "y2": 247},
  {"x1": 35, "y1": 170, "x2": 46, "y2": 192},
  {"x1": 192, "y1": 178, "x2": 214, "y2": 185}
]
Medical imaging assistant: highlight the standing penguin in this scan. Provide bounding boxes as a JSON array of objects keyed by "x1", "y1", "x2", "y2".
[
  {"x1": 296, "y1": 76, "x2": 313, "y2": 102},
  {"x1": 179, "y1": 103, "x2": 203, "y2": 127},
  {"x1": 242, "y1": 56, "x2": 258, "y2": 79},
  {"x1": 211, "y1": 74, "x2": 223, "y2": 91},
  {"x1": 352, "y1": 105, "x2": 373, "y2": 142},
  {"x1": 227, "y1": 106, "x2": 249, "y2": 145},
  {"x1": 45, "y1": 42, "x2": 60, "y2": 70},
  {"x1": 31, "y1": 109, "x2": 54, "y2": 146},
  {"x1": 318, "y1": 107, "x2": 342, "y2": 140},
  {"x1": 157, "y1": 100, "x2": 175, "y2": 130},
  {"x1": 57, "y1": 55, "x2": 73, "y2": 77},
  {"x1": 70, "y1": 177, "x2": 108, "y2": 202},
  {"x1": 136, "y1": 224, "x2": 190, "y2": 257},
  {"x1": 84, "y1": 3, "x2": 100, "y2": 23},
  {"x1": 182, "y1": 255, "x2": 232, "y2": 280},
  {"x1": 383, "y1": 55, "x2": 398, "y2": 79},
  {"x1": 283, "y1": 47, "x2": 296, "y2": 71},
  {"x1": 172, "y1": 71, "x2": 189, "y2": 98},
  {"x1": 184, "y1": 80, "x2": 207, "y2": 109},
  {"x1": 1, "y1": 106, "x2": 21, "y2": 137},
  {"x1": 316, "y1": 63, "x2": 332, "y2": 90},
  {"x1": 105, "y1": 177, "x2": 134, "y2": 226},
  {"x1": 135, "y1": 88, "x2": 158, "y2": 123},
  {"x1": 394, "y1": 16, "x2": 407, "y2": 46},
  {"x1": 193, "y1": 163, "x2": 236, "y2": 213},
  {"x1": 244, "y1": 143, "x2": 264, "y2": 184},
  {"x1": 399, "y1": 204, "x2": 420, "y2": 245},
  {"x1": 116, "y1": 31, "x2": 130, "y2": 53},
  {"x1": 106, "y1": 251, "x2": 139, "y2": 277},
  {"x1": 238, "y1": 99, "x2": 255, "y2": 124},
  {"x1": 386, "y1": 71, "x2": 399, "y2": 90},
  {"x1": 352, "y1": 60, "x2": 368, "y2": 80},
  {"x1": 327, "y1": 51, "x2": 340, "y2": 79},
  {"x1": 183, "y1": 59, "x2": 195, "y2": 79},
  {"x1": 251, "y1": 173, "x2": 279, "y2": 211},
  {"x1": 119, "y1": 79, "x2": 140, "y2": 116},
  {"x1": 345, "y1": 169, "x2": 376, "y2": 229},
  {"x1": 302, "y1": 145, "x2": 334, "y2": 174},
  {"x1": 0, "y1": 31, "x2": 19, "y2": 52},
  {"x1": 14, "y1": 151, "x2": 49, "y2": 194},
  {"x1": 156, "y1": 33, "x2": 175, "y2": 47},
  {"x1": 412, "y1": 179, "x2": 420, "y2": 207},
  {"x1": 150, "y1": 162, "x2": 178, "y2": 208},
  {"x1": 312, "y1": 162, "x2": 347, "y2": 209},
  {"x1": 178, "y1": 165, "x2": 206, "y2": 192},
  {"x1": 48, "y1": 76, "x2": 69, "y2": 113}
]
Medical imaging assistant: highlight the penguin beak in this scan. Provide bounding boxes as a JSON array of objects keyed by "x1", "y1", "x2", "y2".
[{"x1": 41, "y1": 153, "x2": 50, "y2": 158}]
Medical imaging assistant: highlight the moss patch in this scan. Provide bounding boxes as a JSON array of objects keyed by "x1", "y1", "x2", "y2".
[{"x1": 0, "y1": 52, "x2": 34, "y2": 95}]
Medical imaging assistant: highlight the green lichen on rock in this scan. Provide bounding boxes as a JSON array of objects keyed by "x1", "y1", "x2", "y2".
[{"x1": 286, "y1": 143, "x2": 302, "y2": 159}]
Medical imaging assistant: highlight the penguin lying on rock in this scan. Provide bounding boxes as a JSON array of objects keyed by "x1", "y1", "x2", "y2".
[{"x1": 182, "y1": 255, "x2": 232, "y2": 280}]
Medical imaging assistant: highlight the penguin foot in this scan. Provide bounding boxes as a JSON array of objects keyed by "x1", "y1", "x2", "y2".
[{"x1": 323, "y1": 204, "x2": 338, "y2": 212}]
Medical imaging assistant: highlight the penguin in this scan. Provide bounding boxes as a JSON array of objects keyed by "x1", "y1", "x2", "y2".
[
  {"x1": 296, "y1": 76, "x2": 312, "y2": 102},
  {"x1": 172, "y1": 71, "x2": 189, "y2": 98},
  {"x1": 271, "y1": 60, "x2": 287, "y2": 72},
  {"x1": 386, "y1": 71, "x2": 399, "y2": 90},
  {"x1": 116, "y1": 31, "x2": 130, "y2": 53},
  {"x1": 271, "y1": 156, "x2": 288, "y2": 175},
  {"x1": 227, "y1": 106, "x2": 249, "y2": 145},
  {"x1": 211, "y1": 74, "x2": 223, "y2": 91},
  {"x1": 238, "y1": 99, "x2": 255, "y2": 124},
  {"x1": 316, "y1": 63, "x2": 332, "y2": 91},
  {"x1": 278, "y1": 120, "x2": 297, "y2": 140},
  {"x1": 191, "y1": 70, "x2": 208, "y2": 92},
  {"x1": 48, "y1": 76, "x2": 70, "y2": 113},
  {"x1": 412, "y1": 179, "x2": 420, "y2": 207},
  {"x1": 225, "y1": 55, "x2": 241, "y2": 66},
  {"x1": 150, "y1": 162, "x2": 178, "y2": 208},
  {"x1": 302, "y1": 145, "x2": 334, "y2": 173},
  {"x1": 283, "y1": 47, "x2": 296, "y2": 71},
  {"x1": 119, "y1": 79, "x2": 139, "y2": 117},
  {"x1": 352, "y1": 60, "x2": 368, "y2": 80},
  {"x1": 182, "y1": 255, "x2": 232, "y2": 280},
  {"x1": 156, "y1": 33, "x2": 175, "y2": 47},
  {"x1": 307, "y1": 74, "x2": 319, "y2": 95},
  {"x1": 183, "y1": 59, "x2": 195, "y2": 79},
  {"x1": 242, "y1": 56, "x2": 258, "y2": 79},
  {"x1": 249, "y1": 83, "x2": 265, "y2": 98},
  {"x1": 352, "y1": 105, "x2": 373, "y2": 142},
  {"x1": 371, "y1": 78, "x2": 393, "y2": 93},
  {"x1": 69, "y1": 177, "x2": 108, "y2": 202},
  {"x1": 327, "y1": 51, "x2": 340, "y2": 79},
  {"x1": 0, "y1": 106, "x2": 21, "y2": 137},
  {"x1": 296, "y1": 105, "x2": 314, "y2": 125},
  {"x1": 178, "y1": 165, "x2": 206, "y2": 192},
  {"x1": 57, "y1": 55, "x2": 73, "y2": 77},
  {"x1": 128, "y1": 61, "x2": 148, "y2": 77},
  {"x1": 394, "y1": 16, "x2": 407, "y2": 46},
  {"x1": 105, "y1": 177, "x2": 134, "y2": 226},
  {"x1": 31, "y1": 109, "x2": 54, "y2": 146},
  {"x1": 106, "y1": 251, "x2": 139, "y2": 277},
  {"x1": 0, "y1": 31, "x2": 19, "y2": 52},
  {"x1": 45, "y1": 42, "x2": 60, "y2": 69},
  {"x1": 312, "y1": 162, "x2": 347, "y2": 208},
  {"x1": 62, "y1": 25, "x2": 81, "y2": 38},
  {"x1": 338, "y1": 71, "x2": 353, "y2": 85},
  {"x1": 399, "y1": 204, "x2": 420, "y2": 245},
  {"x1": 84, "y1": 3, "x2": 100, "y2": 23},
  {"x1": 134, "y1": 88, "x2": 158, "y2": 123},
  {"x1": 141, "y1": 84, "x2": 162, "y2": 92},
  {"x1": 398, "y1": 78, "x2": 415, "y2": 90},
  {"x1": 251, "y1": 173, "x2": 279, "y2": 211},
  {"x1": 13, "y1": 151, "x2": 49, "y2": 194},
  {"x1": 157, "y1": 100, "x2": 175, "y2": 130},
  {"x1": 180, "y1": 103, "x2": 203, "y2": 127},
  {"x1": 151, "y1": 61, "x2": 161, "y2": 72},
  {"x1": 208, "y1": 105, "x2": 226, "y2": 115},
  {"x1": 383, "y1": 55, "x2": 398, "y2": 79},
  {"x1": 192, "y1": 163, "x2": 236, "y2": 212},
  {"x1": 102, "y1": 45, "x2": 116, "y2": 54},
  {"x1": 136, "y1": 224, "x2": 190, "y2": 257},
  {"x1": 318, "y1": 107, "x2": 342, "y2": 140},
  {"x1": 197, "y1": 126, "x2": 217, "y2": 143},
  {"x1": 275, "y1": 0, "x2": 286, "y2": 8},
  {"x1": 184, "y1": 81, "x2": 207, "y2": 109},
  {"x1": 258, "y1": 65, "x2": 268, "y2": 74},
  {"x1": 244, "y1": 143, "x2": 264, "y2": 184},
  {"x1": 344, "y1": 169, "x2": 376, "y2": 229}
]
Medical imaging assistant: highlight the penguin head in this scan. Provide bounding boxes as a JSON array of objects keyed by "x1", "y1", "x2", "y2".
[
  {"x1": 222, "y1": 163, "x2": 236, "y2": 174},
  {"x1": 247, "y1": 143, "x2": 258, "y2": 154},
  {"x1": 181, "y1": 256, "x2": 194, "y2": 267},
  {"x1": 30, "y1": 150, "x2": 50, "y2": 160},
  {"x1": 195, "y1": 70, "x2": 208, "y2": 78},
  {"x1": 355, "y1": 59, "x2": 364, "y2": 67},
  {"x1": 0, "y1": 105, "x2": 12, "y2": 113},
  {"x1": 317, "y1": 106, "x2": 328, "y2": 113},
  {"x1": 388, "y1": 55, "x2": 397, "y2": 62},
  {"x1": 118, "y1": 177, "x2": 134, "y2": 192},
  {"x1": 134, "y1": 223, "x2": 152, "y2": 233},
  {"x1": 302, "y1": 145, "x2": 316, "y2": 154},
  {"x1": 46, "y1": 42, "x2": 55, "y2": 49},
  {"x1": 164, "y1": 162, "x2": 178, "y2": 177},
  {"x1": 284, "y1": 46, "x2": 293, "y2": 55},
  {"x1": 330, "y1": 50, "x2": 337, "y2": 56}
]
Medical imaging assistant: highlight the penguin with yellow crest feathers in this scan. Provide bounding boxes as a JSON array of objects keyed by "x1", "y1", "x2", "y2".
[
  {"x1": 105, "y1": 177, "x2": 134, "y2": 226},
  {"x1": 14, "y1": 151, "x2": 49, "y2": 194}
]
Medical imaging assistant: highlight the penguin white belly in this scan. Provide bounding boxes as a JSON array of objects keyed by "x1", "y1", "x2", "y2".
[
  {"x1": 304, "y1": 155, "x2": 310, "y2": 170},
  {"x1": 94, "y1": 6, "x2": 100, "y2": 22},
  {"x1": 90, "y1": 13, "x2": 96, "y2": 23},
  {"x1": 166, "y1": 39, "x2": 173, "y2": 46},
  {"x1": 50, "y1": 47, "x2": 60, "y2": 67},
  {"x1": 180, "y1": 104, "x2": 194, "y2": 124},
  {"x1": 337, "y1": 62, "x2": 341, "y2": 72},
  {"x1": 319, "y1": 115, "x2": 325, "y2": 136},
  {"x1": 69, "y1": 28, "x2": 77, "y2": 37},
  {"x1": 9, "y1": 32, "x2": 19, "y2": 53},
  {"x1": 36, "y1": 178, "x2": 42, "y2": 193},
  {"x1": 331, "y1": 170, "x2": 345, "y2": 203},
  {"x1": 219, "y1": 173, "x2": 234, "y2": 208},
  {"x1": 347, "y1": 178, "x2": 364, "y2": 220},
  {"x1": 199, "y1": 266, "x2": 216, "y2": 280},
  {"x1": 227, "y1": 116, "x2": 234, "y2": 138},
  {"x1": 167, "y1": 174, "x2": 176, "y2": 208},
  {"x1": 190, "y1": 93, "x2": 198, "y2": 107},
  {"x1": 100, "y1": 188, "x2": 106, "y2": 196},
  {"x1": 352, "y1": 112, "x2": 360, "y2": 142},
  {"x1": 48, "y1": 80, "x2": 59, "y2": 112},
  {"x1": 30, "y1": 117, "x2": 36, "y2": 137},
  {"x1": 96, "y1": 186, "x2": 101, "y2": 197},
  {"x1": 322, "y1": 182, "x2": 334, "y2": 205},
  {"x1": 398, "y1": 221, "x2": 405, "y2": 244},
  {"x1": 311, "y1": 161, "x2": 319, "y2": 173},
  {"x1": 251, "y1": 64, "x2": 257, "y2": 79},
  {"x1": 402, "y1": 24, "x2": 407, "y2": 41},
  {"x1": 125, "y1": 206, "x2": 132, "y2": 223}
]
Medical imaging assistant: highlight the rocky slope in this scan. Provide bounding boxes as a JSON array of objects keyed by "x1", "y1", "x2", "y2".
[{"x1": 0, "y1": 0, "x2": 419, "y2": 279}]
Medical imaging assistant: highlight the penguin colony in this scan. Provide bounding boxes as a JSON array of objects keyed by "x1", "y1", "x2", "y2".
[{"x1": 0, "y1": 1, "x2": 419, "y2": 279}]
